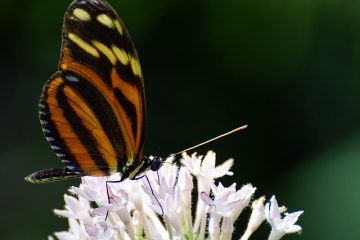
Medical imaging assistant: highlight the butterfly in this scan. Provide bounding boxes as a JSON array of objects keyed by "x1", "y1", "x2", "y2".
[
  {"x1": 25, "y1": 0, "x2": 164, "y2": 184},
  {"x1": 25, "y1": 0, "x2": 247, "y2": 184}
]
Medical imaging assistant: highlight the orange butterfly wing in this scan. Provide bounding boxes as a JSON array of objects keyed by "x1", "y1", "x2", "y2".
[{"x1": 39, "y1": 0, "x2": 145, "y2": 177}]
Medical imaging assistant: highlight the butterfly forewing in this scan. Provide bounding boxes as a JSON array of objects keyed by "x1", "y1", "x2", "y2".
[{"x1": 39, "y1": 0, "x2": 146, "y2": 177}]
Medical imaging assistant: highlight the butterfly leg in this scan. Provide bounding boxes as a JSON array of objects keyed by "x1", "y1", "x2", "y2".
[
  {"x1": 133, "y1": 171, "x2": 160, "y2": 183},
  {"x1": 131, "y1": 174, "x2": 145, "y2": 180},
  {"x1": 143, "y1": 174, "x2": 164, "y2": 216},
  {"x1": 132, "y1": 174, "x2": 164, "y2": 216},
  {"x1": 105, "y1": 179, "x2": 122, "y2": 220},
  {"x1": 105, "y1": 175, "x2": 164, "y2": 218}
]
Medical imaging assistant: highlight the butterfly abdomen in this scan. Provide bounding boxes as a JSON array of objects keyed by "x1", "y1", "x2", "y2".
[{"x1": 24, "y1": 167, "x2": 82, "y2": 184}]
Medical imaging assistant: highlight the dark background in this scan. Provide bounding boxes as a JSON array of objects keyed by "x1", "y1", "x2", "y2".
[{"x1": 1, "y1": 0, "x2": 360, "y2": 239}]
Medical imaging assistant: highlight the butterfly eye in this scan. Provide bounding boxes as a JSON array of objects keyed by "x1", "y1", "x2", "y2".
[{"x1": 149, "y1": 156, "x2": 162, "y2": 171}]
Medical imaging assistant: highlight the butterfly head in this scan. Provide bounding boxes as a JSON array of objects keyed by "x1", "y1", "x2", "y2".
[{"x1": 148, "y1": 155, "x2": 163, "y2": 172}]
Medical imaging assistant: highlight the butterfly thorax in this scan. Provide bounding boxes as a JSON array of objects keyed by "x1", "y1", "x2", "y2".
[{"x1": 122, "y1": 155, "x2": 162, "y2": 181}]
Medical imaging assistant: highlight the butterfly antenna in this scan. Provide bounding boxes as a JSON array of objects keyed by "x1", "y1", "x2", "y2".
[{"x1": 170, "y1": 124, "x2": 248, "y2": 157}]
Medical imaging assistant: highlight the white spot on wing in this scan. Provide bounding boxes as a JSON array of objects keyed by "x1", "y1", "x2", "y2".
[
  {"x1": 46, "y1": 137, "x2": 55, "y2": 141},
  {"x1": 51, "y1": 145, "x2": 60, "y2": 150},
  {"x1": 65, "y1": 75, "x2": 80, "y2": 82},
  {"x1": 67, "y1": 166, "x2": 77, "y2": 171}
]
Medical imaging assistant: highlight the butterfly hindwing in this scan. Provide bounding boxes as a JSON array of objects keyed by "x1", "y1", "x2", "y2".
[{"x1": 39, "y1": 0, "x2": 146, "y2": 177}]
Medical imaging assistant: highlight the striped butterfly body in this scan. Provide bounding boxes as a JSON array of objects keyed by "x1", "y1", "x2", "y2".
[{"x1": 25, "y1": 0, "x2": 162, "y2": 183}]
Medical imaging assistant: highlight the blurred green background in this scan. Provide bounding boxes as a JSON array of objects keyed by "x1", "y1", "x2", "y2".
[{"x1": 1, "y1": 0, "x2": 360, "y2": 239}]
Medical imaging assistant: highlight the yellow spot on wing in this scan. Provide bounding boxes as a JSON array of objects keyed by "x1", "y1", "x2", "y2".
[
  {"x1": 68, "y1": 33, "x2": 100, "y2": 58},
  {"x1": 114, "y1": 19, "x2": 123, "y2": 35},
  {"x1": 129, "y1": 55, "x2": 142, "y2": 77},
  {"x1": 97, "y1": 14, "x2": 114, "y2": 28},
  {"x1": 92, "y1": 40, "x2": 117, "y2": 65},
  {"x1": 112, "y1": 45, "x2": 129, "y2": 65},
  {"x1": 73, "y1": 8, "x2": 91, "y2": 21}
]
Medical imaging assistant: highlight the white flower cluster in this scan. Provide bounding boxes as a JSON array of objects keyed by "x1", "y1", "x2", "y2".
[{"x1": 50, "y1": 151, "x2": 303, "y2": 240}]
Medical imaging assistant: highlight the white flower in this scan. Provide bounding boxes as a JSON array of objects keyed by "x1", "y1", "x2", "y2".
[
  {"x1": 53, "y1": 194, "x2": 92, "y2": 224},
  {"x1": 53, "y1": 218, "x2": 90, "y2": 240},
  {"x1": 201, "y1": 183, "x2": 256, "y2": 219},
  {"x1": 181, "y1": 151, "x2": 234, "y2": 233},
  {"x1": 181, "y1": 151, "x2": 233, "y2": 185},
  {"x1": 240, "y1": 196, "x2": 266, "y2": 240},
  {"x1": 265, "y1": 196, "x2": 304, "y2": 240},
  {"x1": 201, "y1": 183, "x2": 256, "y2": 240},
  {"x1": 50, "y1": 151, "x2": 304, "y2": 240}
]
